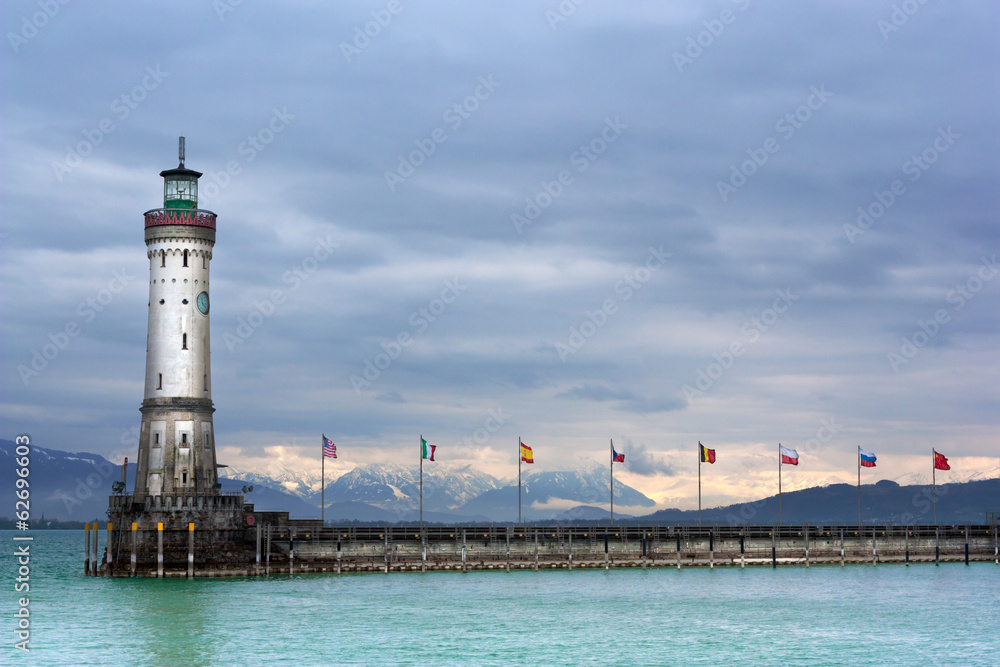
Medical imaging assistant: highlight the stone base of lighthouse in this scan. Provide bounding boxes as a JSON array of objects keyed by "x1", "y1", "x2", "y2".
[{"x1": 102, "y1": 494, "x2": 260, "y2": 576}]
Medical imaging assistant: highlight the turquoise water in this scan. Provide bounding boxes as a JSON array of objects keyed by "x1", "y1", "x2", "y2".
[{"x1": 3, "y1": 531, "x2": 998, "y2": 665}]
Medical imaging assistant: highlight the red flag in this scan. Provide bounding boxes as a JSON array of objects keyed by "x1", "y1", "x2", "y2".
[{"x1": 933, "y1": 450, "x2": 950, "y2": 471}]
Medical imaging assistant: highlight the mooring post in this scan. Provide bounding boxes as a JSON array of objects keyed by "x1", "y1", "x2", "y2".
[
  {"x1": 604, "y1": 531, "x2": 609, "y2": 570},
  {"x1": 804, "y1": 526, "x2": 810, "y2": 568},
  {"x1": 265, "y1": 524, "x2": 271, "y2": 575},
  {"x1": 740, "y1": 532, "x2": 745, "y2": 569},
  {"x1": 462, "y1": 529, "x2": 467, "y2": 573},
  {"x1": 709, "y1": 531, "x2": 713, "y2": 569},
  {"x1": 92, "y1": 521, "x2": 99, "y2": 576},
  {"x1": 872, "y1": 526, "x2": 877, "y2": 567},
  {"x1": 840, "y1": 527, "x2": 845, "y2": 568},
  {"x1": 290, "y1": 527, "x2": 296, "y2": 575},
  {"x1": 188, "y1": 522, "x2": 195, "y2": 578},
  {"x1": 106, "y1": 522, "x2": 113, "y2": 573},
  {"x1": 995, "y1": 523, "x2": 998, "y2": 565},
  {"x1": 84, "y1": 522, "x2": 91, "y2": 576},
  {"x1": 905, "y1": 529, "x2": 909, "y2": 566},
  {"x1": 568, "y1": 532, "x2": 573, "y2": 570},
  {"x1": 676, "y1": 531, "x2": 681, "y2": 570},
  {"x1": 381, "y1": 529, "x2": 387, "y2": 574},
  {"x1": 771, "y1": 529, "x2": 776, "y2": 569},
  {"x1": 156, "y1": 522, "x2": 163, "y2": 578},
  {"x1": 642, "y1": 535, "x2": 647, "y2": 570},
  {"x1": 505, "y1": 528, "x2": 510, "y2": 573},
  {"x1": 337, "y1": 539, "x2": 342, "y2": 575},
  {"x1": 255, "y1": 525, "x2": 261, "y2": 576},
  {"x1": 533, "y1": 530, "x2": 539, "y2": 572},
  {"x1": 965, "y1": 525, "x2": 969, "y2": 566},
  {"x1": 935, "y1": 526, "x2": 940, "y2": 566},
  {"x1": 130, "y1": 522, "x2": 137, "y2": 577}
]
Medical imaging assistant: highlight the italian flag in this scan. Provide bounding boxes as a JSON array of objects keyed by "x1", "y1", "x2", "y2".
[{"x1": 421, "y1": 437, "x2": 436, "y2": 461}]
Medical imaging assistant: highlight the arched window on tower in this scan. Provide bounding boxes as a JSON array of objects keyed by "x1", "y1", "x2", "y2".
[
  {"x1": 161, "y1": 251, "x2": 166, "y2": 268},
  {"x1": 182, "y1": 333, "x2": 188, "y2": 350},
  {"x1": 183, "y1": 249, "x2": 188, "y2": 267}
]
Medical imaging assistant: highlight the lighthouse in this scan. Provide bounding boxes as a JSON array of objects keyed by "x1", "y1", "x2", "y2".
[{"x1": 133, "y1": 138, "x2": 220, "y2": 498}]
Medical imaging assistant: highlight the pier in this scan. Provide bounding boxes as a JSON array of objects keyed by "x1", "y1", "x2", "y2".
[{"x1": 95, "y1": 514, "x2": 999, "y2": 577}]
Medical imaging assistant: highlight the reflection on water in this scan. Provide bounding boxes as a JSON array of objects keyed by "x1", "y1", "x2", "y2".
[{"x1": 3, "y1": 531, "x2": 998, "y2": 665}]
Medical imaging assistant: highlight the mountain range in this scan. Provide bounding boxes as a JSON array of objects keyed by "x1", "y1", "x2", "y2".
[{"x1": 2, "y1": 440, "x2": 996, "y2": 525}]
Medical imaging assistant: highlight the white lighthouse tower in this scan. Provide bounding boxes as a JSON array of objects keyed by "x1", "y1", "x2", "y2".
[{"x1": 133, "y1": 137, "x2": 220, "y2": 498}]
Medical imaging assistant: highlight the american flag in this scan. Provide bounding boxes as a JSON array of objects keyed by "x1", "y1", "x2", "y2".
[{"x1": 323, "y1": 435, "x2": 337, "y2": 459}]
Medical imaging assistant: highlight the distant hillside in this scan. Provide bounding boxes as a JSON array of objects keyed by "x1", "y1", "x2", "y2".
[{"x1": 637, "y1": 478, "x2": 1000, "y2": 525}]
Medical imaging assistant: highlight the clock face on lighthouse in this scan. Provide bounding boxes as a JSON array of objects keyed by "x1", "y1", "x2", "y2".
[{"x1": 197, "y1": 291, "x2": 210, "y2": 314}]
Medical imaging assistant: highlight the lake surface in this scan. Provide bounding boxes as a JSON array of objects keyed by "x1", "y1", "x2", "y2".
[{"x1": 3, "y1": 530, "x2": 998, "y2": 665}]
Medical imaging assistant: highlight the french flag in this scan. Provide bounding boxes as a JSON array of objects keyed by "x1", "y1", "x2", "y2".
[
  {"x1": 860, "y1": 448, "x2": 876, "y2": 468},
  {"x1": 780, "y1": 445, "x2": 799, "y2": 466}
]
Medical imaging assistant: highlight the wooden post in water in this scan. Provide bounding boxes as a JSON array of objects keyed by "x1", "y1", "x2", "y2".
[
  {"x1": 905, "y1": 529, "x2": 909, "y2": 566},
  {"x1": 965, "y1": 525, "x2": 969, "y2": 566},
  {"x1": 676, "y1": 532, "x2": 681, "y2": 570},
  {"x1": 106, "y1": 522, "x2": 113, "y2": 572},
  {"x1": 709, "y1": 531, "x2": 714, "y2": 569},
  {"x1": 568, "y1": 532, "x2": 573, "y2": 571},
  {"x1": 771, "y1": 529, "x2": 776, "y2": 569},
  {"x1": 92, "y1": 522, "x2": 99, "y2": 576},
  {"x1": 840, "y1": 528, "x2": 845, "y2": 567},
  {"x1": 255, "y1": 525, "x2": 261, "y2": 576},
  {"x1": 604, "y1": 531, "x2": 609, "y2": 570},
  {"x1": 461, "y1": 529, "x2": 467, "y2": 573},
  {"x1": 187, "y1": 522, "x2": 195, "y2": 578},
  {"x1": 533, "y1": 530, "x2": 539, "y2": 572},
  {"x1": 995, "y1": 523, "x2": 998, "y2": 565},
  {"x1": 156, "y1": 522, "x2": 163, "y2": 578},
  {"x1": 84, "y1": 522, "x2": 91, "y2": 576},
  {"x1": 935, "y1": 526, "x2": 940, "y2": 566},
  {"x1": 265, "y1": 524, "x2": 271, "y2": 575},
  {"x1": 739, "y1": 532, "x2": 745, "y2": 569},
  {"x1": 505, "y1": 528, "x2": 510, "y2": 573},
  {"x1": 337, "y1": 539, "x2": 342, "y2": 575},
  {"x1": 805, "y1": 526, "x2": 810, "y2": 568},
  {"x1": 290, "y1": 527, "x2": 296, "y2": 575},
  {"x1": 130, "y1": 522, "x2": 137, "y2": 577}
]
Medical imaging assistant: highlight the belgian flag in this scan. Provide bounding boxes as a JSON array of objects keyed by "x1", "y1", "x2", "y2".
[{"x1": 700, "y1": 443, "x2": 716, "y2": 464}]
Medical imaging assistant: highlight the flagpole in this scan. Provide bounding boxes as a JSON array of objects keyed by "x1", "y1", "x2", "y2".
[
  {"x1": 518, "y1": 437, "x2": 522, "y2": 526},
  {"x1": 609, "y1": 439, "x2": 614, "y2": 525},
  {"x1": 857, "y1": 445, "x2": 861, "y2": 527},
  {"x1": 321, "y1": 434, "x2": 326, "y2": 527},
  {"x1": 419, "y1": 435, "x2": 424, "y2": 534},
  {"x1": 932, "y1": 448, "x2": 937, "y2": 526},
  {"x1": 698, "y1": 442, "x2": 702, "y2": 528},
  {"x1": 778, "y1": 443, "x2": 782, "y2": 527}
]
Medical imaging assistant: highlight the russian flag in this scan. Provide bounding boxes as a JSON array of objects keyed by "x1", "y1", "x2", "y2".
[
  {"x1": 780, "y1": 445, "x2": 799, "y2": 466},
  {"x1": 860, "y1": 448, "x2": 876, "y2": 468}
]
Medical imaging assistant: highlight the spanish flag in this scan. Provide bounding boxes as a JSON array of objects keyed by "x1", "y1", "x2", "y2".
[
  {"x1": 520, "y1": 442, "x2": 534, "y2": 464},
  {"x1": 700, "y1": 443, "x2": 716, "y2": 464}
]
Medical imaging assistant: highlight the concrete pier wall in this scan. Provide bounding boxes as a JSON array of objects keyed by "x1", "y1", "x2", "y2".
[{"x1": 100, "y1": 522, "x2": 999, "y2": 577}]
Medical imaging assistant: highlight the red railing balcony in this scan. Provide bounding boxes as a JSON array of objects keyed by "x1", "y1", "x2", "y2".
[{"x1": 144, "y1": 208, "x2": 217, "y2": 230}]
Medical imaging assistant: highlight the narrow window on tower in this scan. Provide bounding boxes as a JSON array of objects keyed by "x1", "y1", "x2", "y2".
[
  {"x1": 203, "y1": 373, "x2": 208, "y2": 391},
  {"x1": 181, "y1": 433, "x2": 188, "y2": 445},
  {"x1": 160, "y1": 251, "x2": 166, "y2": 268},
  {"x1": 182, "y1": 333, "x2": 188, "y2": 350},
  {"x1": 154, "y1": 433, "x2": 160, "y2": 446},
  {"x1": 183, "y1": 249, "x2": 188, "y2": 267},
  {"x1": 182, "y1": 471, "x2": 188, "y2": 485},
  {"x1": 203, "y1": 255, "x2": 207, "y2": 269},
  {"x1": 157, "y1": 373, "x2": 163, "y2": 390}
]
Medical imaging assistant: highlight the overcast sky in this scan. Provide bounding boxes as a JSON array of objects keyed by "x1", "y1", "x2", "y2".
[{"x1": 3, "y1": 1, "x2": 998, "y2": 512}]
